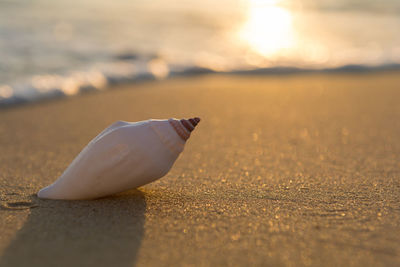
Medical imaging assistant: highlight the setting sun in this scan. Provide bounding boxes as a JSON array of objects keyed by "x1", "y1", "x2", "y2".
[{"x1": 238, "y1": 1, "x2": 294, "y2": 57}]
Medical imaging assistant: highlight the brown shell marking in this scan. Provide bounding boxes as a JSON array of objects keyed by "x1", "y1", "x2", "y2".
[{"x1": 169, "y1": 117, "x2": 201, "y2": 141}]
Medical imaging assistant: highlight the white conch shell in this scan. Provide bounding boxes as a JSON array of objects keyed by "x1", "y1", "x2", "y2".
[{"x1": 38, "y1": 118, "x2": 200, "y2": 200}]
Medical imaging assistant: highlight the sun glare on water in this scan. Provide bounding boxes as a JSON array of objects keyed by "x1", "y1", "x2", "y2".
[{"x1": 238, "y1": 0, "x2": 294, "y2": 58}]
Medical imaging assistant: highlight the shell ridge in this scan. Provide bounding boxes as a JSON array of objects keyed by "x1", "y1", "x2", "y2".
[{"x1": 148, "y1": 121, "x2": 184, "y2": 155}]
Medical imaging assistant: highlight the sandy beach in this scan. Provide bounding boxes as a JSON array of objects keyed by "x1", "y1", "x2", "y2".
[{"x1": 0, "y1": 72, "x2": 399, "y2": 266}]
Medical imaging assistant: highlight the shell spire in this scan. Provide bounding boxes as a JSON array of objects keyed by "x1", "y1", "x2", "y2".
[{"x1": 168, "y1": 117, "x2": 201, "y2": 141}]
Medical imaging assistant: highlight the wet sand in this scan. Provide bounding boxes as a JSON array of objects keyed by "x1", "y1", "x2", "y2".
[{"x1": 0, "y1": 72, "x2": 399, "y2": 266}]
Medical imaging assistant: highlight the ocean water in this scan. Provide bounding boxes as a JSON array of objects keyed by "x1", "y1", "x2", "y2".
[{"x1": 1, "y1": 0, "x2": 399, "y2": 106}]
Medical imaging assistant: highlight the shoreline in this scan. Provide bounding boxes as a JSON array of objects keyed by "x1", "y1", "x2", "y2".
[{"x1": 2, "y1": 63, "x2": 400, "y2": 108}]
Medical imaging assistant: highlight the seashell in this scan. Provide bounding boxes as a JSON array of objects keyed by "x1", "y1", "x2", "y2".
[{"x1": 37, "y1": 117, "x2": 200, "y2": 200}]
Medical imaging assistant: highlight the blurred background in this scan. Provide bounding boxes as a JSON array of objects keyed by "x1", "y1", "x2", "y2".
[{"x1": 1, "y1": 0, "x2": 399, "y2": 105}]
